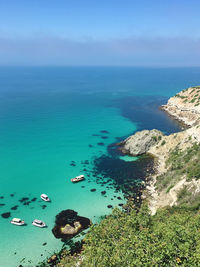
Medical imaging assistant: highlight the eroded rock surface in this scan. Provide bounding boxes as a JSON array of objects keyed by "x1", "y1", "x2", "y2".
[
  {"x1": 162, "y1": 86, "x2": 200, "y2": 126},
  {"x1": 119, "y1": 129, "x2": 163, "y2": 156}
]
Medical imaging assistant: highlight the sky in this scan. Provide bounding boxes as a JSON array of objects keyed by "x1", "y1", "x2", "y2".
[{"x1": 0, "y1": 0, "x2": 200, "y2": 66}]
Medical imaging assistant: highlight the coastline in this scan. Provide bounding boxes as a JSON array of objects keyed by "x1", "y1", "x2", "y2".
[
  {"x1": 39, "y1": 86, "x2": 200, "y2": 266},
  {"x1": 127, "y1": 86, "x2": 200, "y2": 214},
  {"x1": 39, "y1": 92, "x2": 184, "y2": 266}
]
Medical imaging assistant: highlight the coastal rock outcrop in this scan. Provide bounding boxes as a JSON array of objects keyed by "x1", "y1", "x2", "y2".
[
  {"x1": 161, "y1": 86, "x2": 200, "y2": 126},
  {"x1": 119, "y1": 129, "x2": 163, "y2": 156},
  {"x1": 52, "y1": 209, "x2": 91, "y2": 241}
]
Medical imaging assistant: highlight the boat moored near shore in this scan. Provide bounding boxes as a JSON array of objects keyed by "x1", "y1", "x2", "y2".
[
  {"x1": 71, "y1": 175, "x2": 85, "y2": 183},
  {"x1": 40, "y1": 194, "x2": 50, "y2": 202},
  {"x1": 10, "y1": 218, "x2": 25, "y2": 226},
  {"x1": 32, "y1": 219, "x2": 46, "y2": 228}
]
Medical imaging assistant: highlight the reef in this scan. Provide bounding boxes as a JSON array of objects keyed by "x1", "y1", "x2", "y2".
[{"x1": 52, "y1": 209, "x2": 91, "y2": 241}]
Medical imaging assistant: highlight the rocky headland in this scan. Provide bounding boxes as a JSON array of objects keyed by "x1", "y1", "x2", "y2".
[
  {"x1": 120, "y1": 86, "x2": 200, "y2": 214},
  {"x1": 118, "y1": 129, "x2": 163, "y2": 156}
]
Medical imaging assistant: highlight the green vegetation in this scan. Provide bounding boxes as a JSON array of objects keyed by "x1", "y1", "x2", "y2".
[
  {"x1": 158, "y1": 135, "x2": 162, "y2": 141},
  {"x1": 156, "y1": 143, "x2": 200, "y2": 207},
  {"x1": 69, "y1": 205, "x2": 200, "y2": 267},
  {"x1": 175, "y1": 94, "x2": 187, "y2": 99},
  {"x1": 152, "y1": 136, "x2": 157, "y2": 142},
  {"x1": 190, "y1": 98, "x2": 196, "y2": 103},
  {"x1": 166, "y1": 184, "x2": 174, "y2": 193},
  {"x1": 192, "y1": 86, "x2": 200, "y2": 89},
  {"x1": 161, "y1": 140, "x2": 166, "y2": 146}
]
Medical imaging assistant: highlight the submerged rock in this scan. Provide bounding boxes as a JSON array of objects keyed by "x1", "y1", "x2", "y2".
[
  {"x1": 1, "y1": 212, "x2": 11, "y2": 218},
  {"x1": 90, "y1": 188, "x2": 96, "y2": 192},
  {"x1": 118, "y1": 129, "x2": 164, "y2": 156},
  {"x1": 52, "y1": 209, "x2": 91, "y2": 240}
]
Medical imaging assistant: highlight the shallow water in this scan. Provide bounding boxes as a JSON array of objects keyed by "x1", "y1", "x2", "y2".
[{"x1": 0, "y1": 67, "x2": 200, "y2": 266}]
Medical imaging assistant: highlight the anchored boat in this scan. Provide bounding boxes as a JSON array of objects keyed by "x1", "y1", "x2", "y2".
[
  {"x1": 71, "y1": 175, "x2": 85, "y2": 183},
  {"x1": 40, "y1": 193, "x2": 50, "y2": 202},
  {"x1": 32, "y1": 219, "x2": 46, "y2": 228},
  {"x1": 10, "y1": 218, "x2": 25, "y2": 226}
]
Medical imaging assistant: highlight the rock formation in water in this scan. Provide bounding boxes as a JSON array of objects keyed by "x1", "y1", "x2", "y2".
[
  {"x1": 118, "y1": 129, "x2": 163, "y2": 156},
  {"x1": 52, "y1": 209, "x2": 91, "y2": 240}
]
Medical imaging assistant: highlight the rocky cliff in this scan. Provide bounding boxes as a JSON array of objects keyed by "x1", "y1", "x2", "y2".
[
  {"x1": 121, "y1": 86, "x2": 200, "y2": 214},
  {"x1": 161, "y1": 86, "x2": 200, "y2": 126}
]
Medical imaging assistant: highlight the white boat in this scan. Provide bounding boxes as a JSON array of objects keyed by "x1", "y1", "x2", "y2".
[
  {"x1": 71, "y1": 174, "x2": 85, "y2": 183},
  {"x1": 10, "y1": 218, "x2": 25, "y2": 226},
  {"x1": 32, "y1": 219, "x2": 46, "y2": 228},
  {"x1": 40, "y1": 193, "x2": 50, "y2": 202}
]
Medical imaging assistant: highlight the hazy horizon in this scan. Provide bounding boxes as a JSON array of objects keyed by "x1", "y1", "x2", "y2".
[{"x1": 0, "y1": 0, "x2": 200, "y2": 66}]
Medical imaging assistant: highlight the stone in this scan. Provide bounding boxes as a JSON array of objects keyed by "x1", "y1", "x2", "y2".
[
  {"x1": 118, "y1": 129, "x2": 164, "y2": 156},
  {"x1": 1, "y1": 212, "x2": 11, "y2": 218},
  {"x1": 47, "y1": 254, "x2": 57, "y2": 264},
  {"x1": 90, "y1": 188, "x2": 96, "y2": 192}
]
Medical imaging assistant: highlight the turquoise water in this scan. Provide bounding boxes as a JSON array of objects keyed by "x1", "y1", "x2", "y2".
[{"x1": 1, "y1": 67, "x2": 200, "y2": 266}]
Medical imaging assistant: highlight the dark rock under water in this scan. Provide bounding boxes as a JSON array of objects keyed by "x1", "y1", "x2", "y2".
[
  {"x1": 93, "y1": 154, "x2": 155, "y2": 201},
  {"x1": 1, "y1": 212, "x2": 11, "y2": 218}
]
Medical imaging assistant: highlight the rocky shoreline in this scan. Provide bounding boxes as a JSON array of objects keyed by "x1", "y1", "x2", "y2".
[
  {"x1": 120, "y1": 86, "x2": 200, "y2": 214},
  {"x1": 41, "y1": 86, "x2": 200, "y2": 266}
]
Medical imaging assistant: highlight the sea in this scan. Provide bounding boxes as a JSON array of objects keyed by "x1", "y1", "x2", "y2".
[{"x1": 1, "y1": 67, "x2": 200, "y2": 267}]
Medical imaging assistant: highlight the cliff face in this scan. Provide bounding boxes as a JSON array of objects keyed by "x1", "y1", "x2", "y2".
[
  {"x1": 121, "y1": 86, "x2": 200, "y2": 214},
  {"x1": 162, "y1": 86, "x2": 200, "y2": 126}
]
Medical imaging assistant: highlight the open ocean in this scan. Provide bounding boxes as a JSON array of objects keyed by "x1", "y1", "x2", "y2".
[{"x1": 1, "y1": 67, "x2": 200, "y2": 266}]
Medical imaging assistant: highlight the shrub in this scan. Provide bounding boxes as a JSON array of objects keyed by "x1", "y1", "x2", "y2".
[
  {"x1": 161, "y1": 140, "x2": 166, "y2": 146},
  {"x1": 190, "y1": 98, "x2": 196, "y2": 103},
  {"x1": 152, "y1": 136, "x2": 157, "y2": 142},
  {"x1": 166, "y1": 184, "x2": 174, "y2": 193}
]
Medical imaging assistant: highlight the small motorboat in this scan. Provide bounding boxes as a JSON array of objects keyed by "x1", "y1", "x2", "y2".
[
  {"x1": 40, "y1": 193, "x2": 50, "y2": 202},
  {"x1": 32, "y1": 219, "x2": 46, "y2": 228},
  {"x1": 10, "y1": 218, "x2": 25, "y2": 226},
  {"x1": 71, "y1": 174, "x2": 85, "y2": 183}
]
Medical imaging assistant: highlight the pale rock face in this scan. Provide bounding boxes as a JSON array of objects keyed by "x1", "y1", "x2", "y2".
[
  {"x1": 120, "y1": 129, "x2": 163, "y2": 156},
  {"x1": 162, "y1": 87, "x2": 200, "y2": 126}
]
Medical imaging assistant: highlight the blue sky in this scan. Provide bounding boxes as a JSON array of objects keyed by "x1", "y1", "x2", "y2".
[{"x1": 0, "y1": 0, "x2": 200, "y2": 66}]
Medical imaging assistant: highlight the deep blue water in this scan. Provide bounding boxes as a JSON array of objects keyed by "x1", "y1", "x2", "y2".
[{"x1": 0, "y1": 67, "x2": 200, "y2": 266}]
